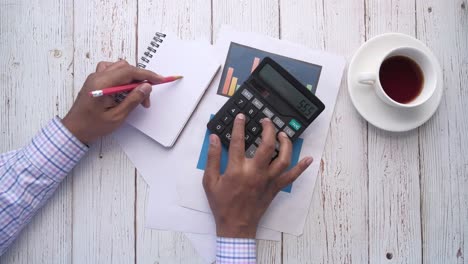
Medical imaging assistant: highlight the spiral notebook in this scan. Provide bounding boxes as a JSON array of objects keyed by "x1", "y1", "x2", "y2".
[{"x1": 126, "y1": 32, "x2": 220, "y2": 147}]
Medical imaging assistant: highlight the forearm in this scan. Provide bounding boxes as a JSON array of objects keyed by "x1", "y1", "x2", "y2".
[
  {"x1": 216, "y1": 237, "x2": 256, "y2": 263},
  {"x1": 0, "y1": 117, "x2": 87, "y2": 255}
]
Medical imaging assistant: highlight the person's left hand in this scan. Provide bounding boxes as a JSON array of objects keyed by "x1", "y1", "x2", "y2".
[{"x1": 62, "y1": 60, "x2": 163, "y2": 144}]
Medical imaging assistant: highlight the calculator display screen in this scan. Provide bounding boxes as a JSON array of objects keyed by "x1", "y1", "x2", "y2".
[{"x1": 258, "y1": 64, "x2": 318, "y2": 119}]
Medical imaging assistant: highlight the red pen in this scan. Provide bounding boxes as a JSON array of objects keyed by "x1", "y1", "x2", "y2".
[{"x1": 88, "y1": 75, "x2": 183, "y2": 97}]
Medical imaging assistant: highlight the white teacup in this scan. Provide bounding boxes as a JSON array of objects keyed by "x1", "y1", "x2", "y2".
[{"x1": 358, "y1": 46, "x2": 437, "y2": 108}]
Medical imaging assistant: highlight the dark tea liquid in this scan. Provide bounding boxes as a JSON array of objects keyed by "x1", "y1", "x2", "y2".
[{"x1": 379, "y1": 56, "x2": 424, "y2": 104}]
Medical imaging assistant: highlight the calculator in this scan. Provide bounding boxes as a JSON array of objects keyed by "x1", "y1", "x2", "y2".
[{"x1": 207, "y1": 57, "x2": 325, "y2": 159}]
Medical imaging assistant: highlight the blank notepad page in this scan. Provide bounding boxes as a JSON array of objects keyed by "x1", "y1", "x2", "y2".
[{"x1": 126, "y1": 33, "x2": 220, "y2": 147}]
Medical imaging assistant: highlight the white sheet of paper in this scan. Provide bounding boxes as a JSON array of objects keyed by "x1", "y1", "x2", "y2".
[
  {"x1": 126, "y1": 33, "x2": 220, "y2": 147},
  {"x1": 113, "y1": 124, "x2": 281, "y2": 241},
  {"x1": 173, "y1": 26, "x2": 346, "y2": 235}
]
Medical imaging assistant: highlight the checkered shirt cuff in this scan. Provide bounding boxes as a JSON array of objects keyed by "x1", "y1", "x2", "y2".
[
  {"x1": 216, "y1": 237, "x2": 257, "y2": 263},
  {"x1": 23, "y1": 117, "x2": 88, "y2": 182}
]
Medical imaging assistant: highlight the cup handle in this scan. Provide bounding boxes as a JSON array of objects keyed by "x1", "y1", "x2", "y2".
[{"x1": 358, "y1": 72, "x2": 377, "y2": 85}]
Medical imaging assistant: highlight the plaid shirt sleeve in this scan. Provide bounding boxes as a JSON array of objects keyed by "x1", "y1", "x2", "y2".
[
  {"x1": 0, "y1": 117, "x2": 88, "y2": 256},
  {"x1": 216, "y1": 237, "x2": 257, "y2": 263}
]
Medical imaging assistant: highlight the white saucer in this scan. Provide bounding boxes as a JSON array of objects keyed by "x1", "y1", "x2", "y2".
[{"x1": 348, "y1": 33, "x2": 443, "y2": 132}]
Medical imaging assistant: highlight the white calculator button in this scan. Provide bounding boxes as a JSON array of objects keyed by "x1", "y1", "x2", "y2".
[
  {"x1": 283, "y1": 126, "x2": 295, "y2": 138},
  {"x1": 252, "y1": 98, "x2": 264, "y2": 109},
  {"x1": 262, "y1": 107, "x2": 274, "y2": 119},
  {"x1": 245, "y1": 144, "x2": 257, "y2": 158},
  {"x1": 272, "y1": 150, "x2": 278, "y2": 159},
  {"x1": 254, "y1": 137, "x2": 262, "y2": 146},
  {"x1": 241, "y1": 89, "x2": 253, "y2": 100},
  {"x1": 273, "y1": 117, "x2": 285, "y2": 128}
]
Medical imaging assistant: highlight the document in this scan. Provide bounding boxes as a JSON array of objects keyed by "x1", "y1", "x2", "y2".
[{"x1": 173, "y1": 26, "x2": 346, "y2": 235}]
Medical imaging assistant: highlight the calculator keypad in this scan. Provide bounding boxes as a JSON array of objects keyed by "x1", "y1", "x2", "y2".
[
  {"x1": 235, "y1": 98, "x2": 247, "y2": 109},
  {"x1": 246, "y1": 122, "x2": 261, "y2": 135},
  {"x1": 252, "y1": 98, "x2": 264, "y2": 109},
  {"x1": 207, "y1": 87, "x2": 305, "y2": 160},
  {"x1": 241, "y1": 89, "x2": 254, "y2": 100},
  {"x1": 272, "y1": 116, "x2": 285, "y2": 128},
  {"x1": 227, "y1": 106, "x2": 240, "y2": 116},
  {"x1": 245, "y1": 144, "x2": 257, "y2": 158},
  {"x1": 244, "y1": 133, "x2": 253, "y2": 145},
  {"x1": 262, "y1": 107, "x2": 274, "y2": 119},
  {"x1": 245, "y1": 106, "x2": 258, "y2": 118},
  {"x1": 221, "y1": 114, "x2": 233, "y2": 125},
  {"x1": 222, "y1": 130, "x2": 232, "y2": 142},
  {"x1": 253, "y1": 113, "x2": 266, "y2": 124},
  {"x1": 214, "y1": 122, "x2": 225, "y2": 133},
  {"x1": 283, "y1": 126, "x2": 295, "y2": 137}
]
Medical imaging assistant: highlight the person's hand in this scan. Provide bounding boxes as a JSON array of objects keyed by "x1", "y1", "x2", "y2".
[
  {"x1": 62, "y1": 60, "x2": 163, "y2": 144},
  {"x1": 203, "y1": 113, "x2": 313, "y2": 238}
]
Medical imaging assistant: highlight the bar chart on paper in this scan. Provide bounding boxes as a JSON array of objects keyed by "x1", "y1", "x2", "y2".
[{"x1": 217, "y1": 42, "x2": 323, "y2": 97}]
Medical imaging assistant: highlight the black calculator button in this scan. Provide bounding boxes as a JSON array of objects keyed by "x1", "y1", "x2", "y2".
[
  {"x1": 247, "y1": 122, "x2": 261, "y2": 135},
  {"x1": 221, "y1": 114, "x2": 233, "y2": 125},
  {"x1": 252, "y1": 98, "x2": 264, "y2": 109},
  {"x1": 254, "y1": 113, "x2": 266, "y2": 124},
  {"x1": 235, "y1": 98, "x2": 247, "y2": 109},
  {"x1": 262, "y1": 107, "x2": 274, "y2": 119},
  {"x1": 272, "y1": 116, "x2": 285, "y2": 128},
  {"x1": 245, "y1": 144, "x2": 257, "y2": 158},
  {"x1": 241, "y1": 89, "x2": 254, "y2": 100},
  {"x1": 244, "y1": 132, "x2": 253, "y2": 145},
  {"x1": 245, "y1": 106, "x2": 258, "y2": 118},
  {"x1": 222, "y1": 130, "x2": 233, "y2": 142},
  {"x1": 214, "y1": 123, "x2": 225, "y2": 133},
  {"x1": 227, "y1": 106, "x2": 240, "y2": 116},
  {"x1": 283, "y1": 126, "x2": 295, "y2": 138}
]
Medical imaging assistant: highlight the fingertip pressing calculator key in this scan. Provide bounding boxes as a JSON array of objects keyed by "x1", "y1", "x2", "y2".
[{"x1": 207, "y1": 57, "x2": 325, "y2": 159}]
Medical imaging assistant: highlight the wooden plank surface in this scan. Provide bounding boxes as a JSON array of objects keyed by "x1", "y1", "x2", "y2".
[
  {"x1": 0, "y1": 0, "x2": 467, "y2": 263},
  {"x1": 135, "y1": 0, "x2": 211, "y2": 262},
  {"x1": 280, "y1": 0, "x2": 369, "y2": 263},
  {"x1": 71, "y1": 0, "x2": 137, "y2": 263},
  {"x1": 366, "y1": 0, "x2": 423, "y2": 263},
  {"x1": 0, "y1": 0, "x2": 74, "y2": 263},
  {"x1": 416, "y1": 0, "x2": 468, "y2": 263}
]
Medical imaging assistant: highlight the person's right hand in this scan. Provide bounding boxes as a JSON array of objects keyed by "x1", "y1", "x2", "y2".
[
  {"x1": 202, "y1": 113, "x2": 313, "y2": 238},
  {"x1": 62, "y1": 60, "x2": 164, "y2": 144}
]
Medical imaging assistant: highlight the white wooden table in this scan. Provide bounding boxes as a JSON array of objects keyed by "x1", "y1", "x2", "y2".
[{"x1": 1, "y1": 0, "x2": 467, "y2": 263}]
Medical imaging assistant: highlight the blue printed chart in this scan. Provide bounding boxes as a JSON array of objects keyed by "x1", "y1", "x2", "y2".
[{"x1": 217, "y1": 42, "x2": 322, "y2": 97}]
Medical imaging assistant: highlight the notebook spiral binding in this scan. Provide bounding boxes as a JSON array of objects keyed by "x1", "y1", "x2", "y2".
[
  {"x1": 137, "y1": 32, "x2": 166, "y2": 69},
  {"x1": 114, "y1": 32, "x2": 166, "y2": 103}
]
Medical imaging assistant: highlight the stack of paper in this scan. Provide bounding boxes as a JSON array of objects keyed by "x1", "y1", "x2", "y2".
[
  {"x1": 113, "y1": 124, "x2": 281, "y2": 263},
  {"x1": 114, "y1": 26, "x2": 345, "y2": 263}
]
